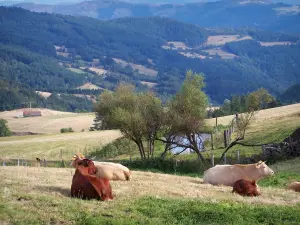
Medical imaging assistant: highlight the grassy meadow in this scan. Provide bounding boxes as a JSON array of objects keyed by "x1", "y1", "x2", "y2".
[
  {"x1": 1, "y1": 104, "x2": 300, "y2": 224},
  {"x1": 1, "y1": 158, "x2": 300, "y2": 224},
  {"x1": 0, "y1": 104, "x2": 299, "y2": 162}
]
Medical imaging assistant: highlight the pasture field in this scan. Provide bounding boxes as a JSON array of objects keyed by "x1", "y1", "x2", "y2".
[
  {"x1": 1, "y1": 158, "x2": 300, "y2": 225},
  {"x1": 0, "y1": 103, "x2": 300, "y2": 162},
  {"x1": 0, "y1": 109, "x2": 95, "y2": 134},
  {"x1": 0, "y1": 130, "x2": 122, "y2": 160}
]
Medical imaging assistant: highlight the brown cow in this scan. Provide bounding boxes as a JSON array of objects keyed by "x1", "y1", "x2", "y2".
[
  {"x1": 71, "y1": 158, "x2": 113, "y2": 201},
  {"x1": 287, "y1": 182, "x2": 300, "y2": 192},
  {"x1": 232, "y1": 179, "x2": 261, "y2": 197}
]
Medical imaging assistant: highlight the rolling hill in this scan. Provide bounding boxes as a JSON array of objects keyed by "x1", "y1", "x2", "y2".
[{"x1": 1, "y1": 7, "x2": 300, "y2": 108}]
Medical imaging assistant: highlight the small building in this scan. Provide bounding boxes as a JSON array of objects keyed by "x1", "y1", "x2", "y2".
[{"x1": 23, "y1": 110, "x2": 42, "y2": 117}]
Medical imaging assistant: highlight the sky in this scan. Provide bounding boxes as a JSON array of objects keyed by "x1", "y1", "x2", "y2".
[{"x1": 0, "y1": 0, "x2": 298, "y2": 5}]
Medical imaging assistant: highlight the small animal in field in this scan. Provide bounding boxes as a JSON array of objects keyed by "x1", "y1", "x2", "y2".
[
  {"x1": 203, "y1": 161, "x2": 274, "y2": 187},
  {"x1": 287, "y1": 182, "x2": 300, "y2": 192},
  {"x1": 232, "y1": 179, "x2": 261, "y2": 197},
  {"x1": 71, "y1": 157, "x2": 113, "y2": 201}
]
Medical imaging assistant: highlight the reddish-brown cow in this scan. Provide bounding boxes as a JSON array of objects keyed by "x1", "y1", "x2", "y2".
[
  {"x1": 232, "y1": 179, "x2": 261, "y2": 197},
  {"x1": 288, "y1": 182, "x2": 300, "y2": 192},
  {"x1": 71, "y1": 158, "x2": 113, "y2": 201}
]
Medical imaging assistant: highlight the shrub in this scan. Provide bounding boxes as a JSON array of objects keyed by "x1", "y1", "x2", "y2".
[
  {"x1": 0, "y1": 119, "x2": 12, "y2": 137},
  {"x1": 90, "y1": 137, "x2": 137, "y2": 159},
  {"x1": 60, "y1": 127, "x2": 74, "y2": 133}
]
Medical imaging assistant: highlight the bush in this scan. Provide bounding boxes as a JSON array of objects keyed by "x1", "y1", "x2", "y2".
[
  {"x1": 119, "y1": 158, "x2": 208, "y2": 175},
  {"x1": 0, "y1": 119, "x2": 11, "y2": 137},
  {"x1": 90, "y1": 137, "x2": 137, "y2": 159},
  {"x1": 60, "y1": 127, "x2": 74, "y2": 133}
]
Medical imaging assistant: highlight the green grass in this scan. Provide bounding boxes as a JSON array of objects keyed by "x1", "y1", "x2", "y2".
[
  {"x1": 67, "y1": 68, "x2": 86, "y2": 74},
  {"x1": 258, "y1": 157, "x2": 300, "y2": 188},
  {"x1": 1, "y1": 195, "x2": 300, "y2": 225}
]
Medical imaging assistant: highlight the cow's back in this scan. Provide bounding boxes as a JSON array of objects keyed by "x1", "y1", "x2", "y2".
[{"x1": 203, "y1": 165, "x2": 244, "y2": 186}]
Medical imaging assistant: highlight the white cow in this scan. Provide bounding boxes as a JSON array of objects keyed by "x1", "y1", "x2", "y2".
[{"x1": 203, "y1": 161, "x2": 274, "y2": 187}]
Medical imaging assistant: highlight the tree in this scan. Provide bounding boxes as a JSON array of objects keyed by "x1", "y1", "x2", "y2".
[
  {"x1": 0, "y1": 119, "x2": 12, "y2": 137},
  {"x1": 247, "y1": 88, "x2": 275, "y2": 111},
  {"x1": 158, "y1": 70, "x2": 209, "y2": 161},
  {"x1": 94, "y1": 83, "x2": 164, "y2": 159}
]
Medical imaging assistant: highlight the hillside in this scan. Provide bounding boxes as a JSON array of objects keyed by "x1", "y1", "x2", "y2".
[
  {"x1": 1, "y1": 7, "x2": 300, "y2": 106},
  {"x1": 14, "y1": 0, "x2": 300, "y2": 34}
]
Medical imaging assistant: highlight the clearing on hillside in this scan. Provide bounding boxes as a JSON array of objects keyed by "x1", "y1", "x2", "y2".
[
  {"x1": 35, "y1": 91, "x2": 52, "y2": 98},
  {"x1": 203, "y1": 48, "x2": 237, "y2": 59},
  {"x1": 76, "y1": 82, "x2": 102, "y2": 90},
  {"x1": 113, "y1": 58, "x2": 158, "y2": 77},
  {"x1": 204, "y1": 35, "x2": 252, "y2": 46},
  {"x1": 0, "y1": 108, "x2": 93, "y2": 134}
]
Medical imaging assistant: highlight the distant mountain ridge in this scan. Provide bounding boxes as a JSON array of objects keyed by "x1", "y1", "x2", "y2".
[{"x1": 12, "y1": 0, "x2": 300, "y2": 34}]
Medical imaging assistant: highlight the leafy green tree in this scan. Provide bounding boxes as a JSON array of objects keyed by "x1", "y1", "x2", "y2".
[
  {"x1": 0, "y1": 119, "x2": 12, "y2": 137},
  {"x1": 246, "y1": 88, "x2": 275, "y2": 111},
  {"x1": 159, "y1": 70, "x2": 208, "y2": 161},
  {"x1": 94, "y1": 83, "x2": 164, "y2": 159}
]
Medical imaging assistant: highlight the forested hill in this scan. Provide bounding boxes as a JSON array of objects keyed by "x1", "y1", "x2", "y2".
[
  {"x1": 14, "y1": 0, "x2": 300, "y2": 34},
  {"x1": 0, "y1": 7, "x2": 300, "y2": 111}
]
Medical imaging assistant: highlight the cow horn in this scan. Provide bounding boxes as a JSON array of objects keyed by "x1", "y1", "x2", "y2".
[{"x1": 77, "y1": 152, "x2": 85, "y2": 159}]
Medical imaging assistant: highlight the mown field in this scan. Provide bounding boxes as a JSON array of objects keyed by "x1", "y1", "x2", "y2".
[
  {"x1": 1, "y1": 158, "x2": 300, "y2": 225},
  {"x1": 1, "y1": 104, "x2": 300, "y2": 162},
  {"x1": 1, "y1": 104, "x2": 300, "y2": 224}
]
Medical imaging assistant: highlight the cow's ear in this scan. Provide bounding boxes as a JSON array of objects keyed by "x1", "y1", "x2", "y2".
[{"x1": 255, "y1": 163, "x2": 261, "y2": 168}]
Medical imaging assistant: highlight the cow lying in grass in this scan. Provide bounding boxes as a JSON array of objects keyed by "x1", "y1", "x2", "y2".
[
  {"x1": 71, "y1": 157, "x2": 113, "y2": 200},
  {"x1": 287, "y1": 182, "x2": 300, "y2": 192},
  {"x1": 232, "y1": 179, "x2": 261, "y2": 197},
  {"x1": 72, "y1": 153, "x2": 131, "y2": 181},
  {"x1": 203, "y1": 161, "x2": 274, "y2": 187}
]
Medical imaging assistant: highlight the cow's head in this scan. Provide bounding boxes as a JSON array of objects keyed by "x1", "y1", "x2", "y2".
[
  {"x1": 255, "y1": 161, "x2": 274, "y2": 176},
  {"x1": 71, "y1": 153, "x2": 86, "y2": 168},
  {"x1": 76, "y1": 158, "x2": 97, "y2": 175}
]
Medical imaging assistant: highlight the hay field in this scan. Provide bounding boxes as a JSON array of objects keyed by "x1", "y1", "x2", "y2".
[
  {"x1": 202, "y1": 47, "x2": 237, "y2": 59},
  {"x1": 0, "y1": 130, "x2": 122, "y2": 160},
  {"x1": 1, "y1": 166, "x2": 299, "y2": 206},
  {"x1": 76, "y1": 82, "x2": 102, "y2": 90},
  {"x1": 204, "y1": 35, "x2": 252, "y2": 46},
  {"x1": 1, "y1": 166, "x2": 300, "y2": 224},
  {"x1": 0, "y1": 108, "x2": 94, "y2": 134},
  {"x1": 206, "y1": 103, "x2": 300, "y2": 127}
]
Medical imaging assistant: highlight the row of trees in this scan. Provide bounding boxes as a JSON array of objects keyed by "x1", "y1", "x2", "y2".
[
  {"x1": 94, "y1": 70, "x2": 275, "y2": 163},
  {"x1": 210, "y1": 88, "x2": 280, "y2": 118},
  {"x1": 94, "y1": 70, "x2": 208, "y2": 161}
]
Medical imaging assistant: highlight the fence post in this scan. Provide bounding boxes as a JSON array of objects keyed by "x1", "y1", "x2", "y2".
[
  {"x1": 211, "y1": 154, "x2": 214, "y2": 167},
  {"x1": 130, "y1": 156, "x2": 132, "y2": 162},
  {"x1": 216, "y1": 117, "x2": 218, "y2": 127},
  {"x1": 43, "y1": 159, "x2": 47, "y2": 167},
  {"x1": 211, "y1": 133, "x2": 214, "y2": 150},
  {"x1": 18, "y1": 159, "x2": 20, "y2": 166},
  {"x1": 224, "y1": 153, "x2": 227, "y2": 164},
  {"x1": 224, "y1": 130, "x2": 227, "y2": 148},
  {"x1": 60, "y1": 149, "x2": 63, "y2": 160},
  {"x1": 3, "y1": 161, "x2": 5, "y2": 166},
  {"x1": 237, "y1": 150, "x2": 240, "y2": 163}
]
